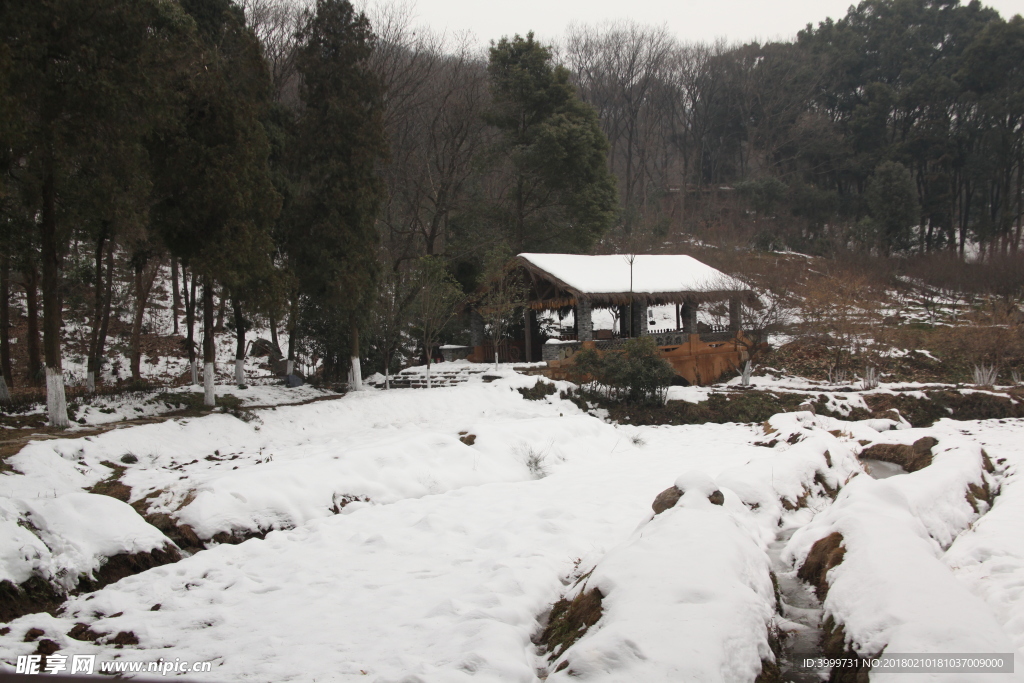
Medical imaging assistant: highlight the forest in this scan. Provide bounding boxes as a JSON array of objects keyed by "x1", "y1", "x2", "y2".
[{"x1": 2, "y1": 0, "x2": 1023, "y2": 427}]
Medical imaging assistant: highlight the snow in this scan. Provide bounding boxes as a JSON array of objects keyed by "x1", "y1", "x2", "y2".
[
  {"x1": 1, "y1": 376, "x2": 1023, "y2": 681},
  {"x1": 548, "y1": 494, "x2": 776, "y2": 682},
  {"x1": 942, "y1": 419, "x2": 1024, "y2": 654},
  {"x1": 519, "y1": 253, "x2": 747, "y2": 296},
  {"x1": 782, "y1": 433, "x2": 1021, "y2": 680},
  {"x1": 0, "y1": 493, "x2": 173, "y2": 591}
]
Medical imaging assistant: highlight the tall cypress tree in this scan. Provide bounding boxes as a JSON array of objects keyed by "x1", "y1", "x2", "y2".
[
  {"x1": 292, "y1": 0, "x2": 387, "y2": 385},
  {"x1": 485, "y1": 33, "x2": 617, "y2": 253},
  {"x1": 152, "y1": 0, "x2": 280, "y2": 405},
  {"x1": 1, "y1": 0, "x2": 194, "y2": 426}
]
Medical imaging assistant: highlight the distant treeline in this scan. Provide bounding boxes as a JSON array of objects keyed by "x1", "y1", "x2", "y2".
[{"x1": 1, "y1": 0, "x2": 1022, "y2": 423}]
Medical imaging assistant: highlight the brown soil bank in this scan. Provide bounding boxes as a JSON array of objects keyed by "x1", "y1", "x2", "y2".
[
  {"x1": 569, "y1": 385, "x2": 1023, "y2": 429},
  {"x1": 797, "y1": 532, "x2": 846, "y2": 600},
  {"x1": 865, "y1": 390, "x2": 1024, "y2": 427},
  {"x1": 1, "y1": 543, "x2": 179, "y2": 624},
  {"x1": 859, "y1": 436, "x2": 937, "y2": 472},
  {"x1": 574, "y1": 390, "x2": 856, "y2": 426}
]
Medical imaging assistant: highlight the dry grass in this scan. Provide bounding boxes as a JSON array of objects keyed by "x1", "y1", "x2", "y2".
[{"x1": 539, "y1": 586, "x2": 604, "y2": 664}]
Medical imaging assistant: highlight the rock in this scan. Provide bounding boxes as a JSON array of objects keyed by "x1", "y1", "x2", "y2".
[
  {"x1": 652, "y1": 486, "x2": 682, "y2": 514},
  {"x1": 708, "y1": 490, "x2": 725, "y2": 506},
  {"x1": 860, "y1": 436, "x2": 937, "y2": 473}
]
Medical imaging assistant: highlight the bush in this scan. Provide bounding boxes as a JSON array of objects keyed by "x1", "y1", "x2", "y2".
[{"x1": 570, "y1": 336, "x2": 676, "y2": 406}]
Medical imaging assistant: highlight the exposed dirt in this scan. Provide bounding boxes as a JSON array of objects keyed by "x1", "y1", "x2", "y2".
[
  {"x1": 797, "y1": 532, "x2": 846, "y2": 600},
  {"x1": 0, "y1": 576, "x2": 65, "y2": 624},
  {"x1": 67, "y1": 622, "x2": 104, "y2": 642},
  {"x1": 821, "y1": 617, "x2": 871, "y2": 682},
  {"x1": 88, "y1": 460, "x2": 131, "y2": 502},
  {"x1": 108, "y1": 630, "x2": 139, "y2": 646},
  {"x1": 76, "y1": 546, "x2": 182, "y2": 593},
  {"x1": 859, "y1": 436, "x2": 937, "y2": 473},
  {"x1": 864, "y1": 390, "x2": 1024, "y2": 427}
]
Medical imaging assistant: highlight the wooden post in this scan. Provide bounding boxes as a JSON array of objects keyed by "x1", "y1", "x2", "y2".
[{"x1": 729, "y1": 296, "x2": 742, "y2": 331}]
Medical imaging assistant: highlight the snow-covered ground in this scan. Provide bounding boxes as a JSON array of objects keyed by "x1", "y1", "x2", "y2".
[{"x1": 1, "y1": 371, "x2": 1023, "y2": 681}]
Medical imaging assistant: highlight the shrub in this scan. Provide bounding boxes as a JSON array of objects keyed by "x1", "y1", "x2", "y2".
[{"x1": 570, "y1": 336, "x2": 675, "y2": 406}]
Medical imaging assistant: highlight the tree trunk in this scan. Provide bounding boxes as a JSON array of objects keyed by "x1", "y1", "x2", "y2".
[
  {"x1": 269, "y1": 310, "x2": 280, "y2": 355},
  {"x1": 87, "y1": 230, "x2": 107, "y2": 393},
  {"x1": 233, "y1": 298, "x2": 246, "y2": 387},
  {"x1": 130, "y1": 256, "x2": 159, "y2": 382},
  {"x1": 349, "y1": 322, "x2": 362, "y2": 391},
  {"x1": 24, "y1": 258, "x2": 42, "y2": 385},
  {"x1": 184, "y1": 268, "x2": 198, "y2": 385},
  {"x1": 215, "y1": 290, "x2": 226, "y2": 332},
  {"x1": 0, "y1": 251, "x2": 8, "y2": 400},
  {"x1": 40, "y1": 159, "x2": 68, "y2": 428},
  {"x1": 1, "y1": 251, "x2": 12, "y2": 392},
  {"x1": 171, "y1": 257, "x2": 180, "y2": 335},
  {"x1": 203, "y1": 278, "x2": 216, "y2": 406},
  {"x1": 286, "y1": 293, "x2": 298, "y2": 376},
  {"x1": 93, "y1": 240, "x2": 115, "y2": 389}
]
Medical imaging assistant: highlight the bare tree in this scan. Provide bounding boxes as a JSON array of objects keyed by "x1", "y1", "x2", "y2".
[
  {"x1": 370, "y1": 12, "x2": 490, "y2": 261},
  {"x1": 412, "y1": 256, "x2": 463, "y2": 388},
  {"x1": 476, "y1": 247, "x2": 528, "y2": 369},
  {"x1": 239, "y1": 0, "x2": 309, "y2": 105}
]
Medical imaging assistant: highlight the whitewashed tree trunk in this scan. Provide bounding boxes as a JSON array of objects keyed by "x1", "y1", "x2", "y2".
[
  {"x1": 46, "y1": 366, "x2": 69, "y2": 428},
  {"x1": 190, "y1": 360, "x2": 199, "y2": 386},
  {"x1": 235, "y1": 359, "x2": 244, "y2": 387},
  {"x1": 286, "y1": 359, "x2": 294, "y2": 376},
  {"x1": 0, "y1": 375, "x2": 9, "y2": 404},
  {"x1": 426, "y1": 361, "x2": 431, "y2": 389},
  {"x1": 204, "y1": 362, "x2": 215, "y2": 406},
  {"x1": 86, "y1": 370, "x2": 95, "y2": 394},
  {"x1": 494, "y1": 350, "x2": 499, "y2": 371},
  {"x1": 384, "y1": 367, "x2": 390, "y2": 390},
  {"x1": 350, "y1": 355, "x2": 362, "y2": 391}
]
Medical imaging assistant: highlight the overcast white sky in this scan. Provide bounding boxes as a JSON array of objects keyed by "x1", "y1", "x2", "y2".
[{"x1": 401, "y1": 0, "x2": 1024, "y2": 48}]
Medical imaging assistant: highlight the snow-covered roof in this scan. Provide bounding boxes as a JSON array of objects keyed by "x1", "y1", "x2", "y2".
[{"x1": 516, "y1": 253, "x2": 749, "y2": 307}]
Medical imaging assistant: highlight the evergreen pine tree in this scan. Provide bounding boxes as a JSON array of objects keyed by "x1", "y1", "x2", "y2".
[
  {"x1": 1, "y1": 0, "x2": 194, "y2": 425},
  {"x1": 152, "y1": 0, "x2": 280, "y2": 405},
  {"x1": 291, "y1": 0, "x2": 388, "y2": 384},
  {"x1": 486, "y1": 33, "x2": 617, "y2": 253}
]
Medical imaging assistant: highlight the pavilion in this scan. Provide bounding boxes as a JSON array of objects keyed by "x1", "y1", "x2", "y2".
[{"x1": 462, "y1": 253, "x2": 759, "y2": 385}]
